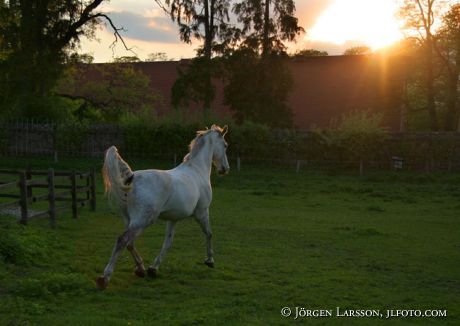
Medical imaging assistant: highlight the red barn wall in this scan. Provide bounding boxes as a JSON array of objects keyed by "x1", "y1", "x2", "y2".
[{"x1": 84, "y1": 55, "x2": 407, "y2": 131}]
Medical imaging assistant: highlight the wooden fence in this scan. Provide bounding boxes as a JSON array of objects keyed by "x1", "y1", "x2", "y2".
[
  {"x1": 2, "y1": 120, "x2": 460, "y2": 172},
  {"x1": 0, "y1": 168, "x2": 96, "y2": 228}
]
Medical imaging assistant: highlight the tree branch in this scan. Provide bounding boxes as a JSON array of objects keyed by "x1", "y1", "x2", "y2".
[
  {"x1": 55, "y1": 92, "x2": 110, "y2": 108},
  {"x1": 58, "y1": 1, "x2": 136, "y2": 57},
  {"x1": 154, "y1": 0, "x2": 172, "y2": 16},
  {"x1": 92, "y1": 13, "x2": 137, "y2": 56}
]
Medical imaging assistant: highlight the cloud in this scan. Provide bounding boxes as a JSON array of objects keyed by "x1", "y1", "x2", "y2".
[
  {"x1": 296, "y1": 0, "x2": 334, "y2": 29},
  {"x1": 103, "y1": 11, "x2": 180, "y2": 44},
  {"x1": 80, "y1": 27, "x2": 198, "y2": 63},
  {"x1": 81, "y1": 0, "x2": 365, "y2": 61}
]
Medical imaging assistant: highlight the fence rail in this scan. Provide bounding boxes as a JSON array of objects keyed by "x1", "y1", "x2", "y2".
[
  {"x1": 0, "y1": 168, "x2": 96, "y2": 227},
  {"x1": 2, "y1": 121, "x2": 460, "y2": 173}
]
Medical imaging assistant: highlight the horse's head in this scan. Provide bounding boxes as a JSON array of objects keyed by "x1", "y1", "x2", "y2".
[{"x1": 210, "y1": 124, "x2": 230, "y2": 175}]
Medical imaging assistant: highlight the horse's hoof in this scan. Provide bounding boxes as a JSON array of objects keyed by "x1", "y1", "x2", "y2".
[
  {"x1": 134, "y1": 266, "x2": 146, "y2": 278},
  {"x1": 96, "y1": 276, "x2": 109, "y2": 290},
  {"x1": 147, "y1": 267, "x2": 157, "y2": 278},
  {"x1": 204, "y1": 260, "x2": 214, "y2": 268}
]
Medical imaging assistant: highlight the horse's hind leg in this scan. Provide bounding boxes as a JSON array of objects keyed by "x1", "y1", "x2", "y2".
[
  {"x1": 96, "y1": 226, "x2": 143, "y2": 290},
  {"x1": 127, "y1": 242, "x2": 145, "y2": 277},
  {"x1": 121, "y1": 209, "x2": 146, "y2": 277},
  {"x1": 148, "y1": 221, "x2": 176, "y2": 278},
  {"x1": 195, "y1": 209, "x2": 214, "y2": 268}
]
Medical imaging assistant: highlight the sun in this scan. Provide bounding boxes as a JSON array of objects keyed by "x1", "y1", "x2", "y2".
[{"x1": 307, "y1": 0, "x2": 403, "y2": 50}]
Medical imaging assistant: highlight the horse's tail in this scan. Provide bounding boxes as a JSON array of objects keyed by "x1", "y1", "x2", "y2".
[{"x1": 102, "y1": 146, "x2": 134, "y2": 207}]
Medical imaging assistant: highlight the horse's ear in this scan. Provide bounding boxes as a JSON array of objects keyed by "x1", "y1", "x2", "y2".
[{"x1": 222, "y1": 125, "x2": 228, "y2": 136}]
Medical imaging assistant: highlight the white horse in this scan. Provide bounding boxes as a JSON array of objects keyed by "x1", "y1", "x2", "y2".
[{"x1": 97, "y1": 124, "x2": 230, "y2": 290}]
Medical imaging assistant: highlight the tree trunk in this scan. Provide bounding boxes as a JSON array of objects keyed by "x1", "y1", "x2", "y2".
[
  {"x1": 445, "y1": 74, "x2": 458, "y2": 131},
  {"x1": 203, "y1": 0, "x2": 212, "y2": 60},
  {"x1": 202, "y1": 0, "x2": 215, "y2": 121},
  {"x1": 262, "y1": 0, "x2": 270, "y2": 56},
  {"x1": 425, "y1": 38, "x2": 438, "y2": 131}
]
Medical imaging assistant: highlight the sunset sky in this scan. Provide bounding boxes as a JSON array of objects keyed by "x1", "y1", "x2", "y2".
[{"x1": 80, "y1": 0, "x2": 410, "y2": 62}]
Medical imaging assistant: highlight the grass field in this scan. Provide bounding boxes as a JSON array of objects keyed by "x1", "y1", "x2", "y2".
[{"x1": 0, "y1": 156, "x2": 459, "y2": 325}]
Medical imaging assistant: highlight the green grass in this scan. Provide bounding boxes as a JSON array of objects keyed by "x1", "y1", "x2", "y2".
[{"x1": 0, "y1": 156, "x2": 459, "y2": 325}]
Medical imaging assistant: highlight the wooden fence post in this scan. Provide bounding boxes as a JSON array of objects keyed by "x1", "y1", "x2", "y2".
[
  {"x1": 90, "y1": 168, "x2": 96, "y2": 211},
  {"x1": 237, "y1": 156, "x2": 241, "y2": 172},
  {"x1": 296, "y1": 160, "x2": 301, "y2": 174},
  {"x1": 48, "y1": 168, "x2": 56, "y2": 228},
  {"x1": 19, "y1": 171, "x2": 28, "y2": 225},
  {"x1": 71, "y1": 170, "x2": 77, "y2": 219},
  {"x1": 85, "y1": 172, "x2": 90, "y2": 206},
  {"x1": 25, "y1": 166, "x2": 32, "y2": 198}
]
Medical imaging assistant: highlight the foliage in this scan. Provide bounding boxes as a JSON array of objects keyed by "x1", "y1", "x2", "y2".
[
  {"x1": 313, "y1": 111, "x2": 387, "y2": 163},
  {"x1": 145, "y1": 52, "x2": 170, "y2": 62},
  {"x1": 398, "y1": 0, "x2": 447, "y2": 131},
  {"x1": 159, "y1": 0, "x2": 234, "y2": 57},
  {"x1": 436, "y1": 3, "x2": 460, "y2": 130},
  {"x1": 121, "y1": 119, "x2": 199, "y2": 158},
  {"x1": 160, "y1": 0, "x2": 303, "y2": 121},
  {"x1": 171, "y1": 57, "x2": 219, "y2": 114},
  {"x1": 54, "y1": 122, "x2": 89, "y2": 153},
  {"x1": 226, "y1": 120, "x2": 270, "y2": 157},
  {"x1": 0, "y1": 0, "x2": 113, "y2": 119},
  {"x1": 220, "y1": 0, "x2": 302, "y2": 128},
  {"x1": 113, "y1": 56, "x2": 141, "y2": 63},
  {"x1": 343, "y1": 45, "x2": 372, "y2": 55},
  {"x1": 157, "y1": 0, "x2": 235, "y2": 119},
  {"x1": 233, "y1": 0, "x2": 304, "y2": 56},
  {"x1": 223, "y1": 49, "x2": 293, "y2": 128},
  {"x1": 55, "y1": 62, "x2": 160, "y2": 122},
  {"x1": 395, "y1": 1, "x2": 460, "y2": 131},
  {"x1": 292, "y1": 48, "x2": 329, "y2": 58}
]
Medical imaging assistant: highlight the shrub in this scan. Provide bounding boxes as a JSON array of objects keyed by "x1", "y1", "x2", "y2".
[{"x1": 313, "y1": 111, "x2": 388, "y2": 162}]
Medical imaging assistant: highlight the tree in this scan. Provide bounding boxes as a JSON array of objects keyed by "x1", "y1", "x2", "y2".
[
  {"x1": 292, "y1": 49, "x2": 328, "y2": 58},
  {"x1": 155, "y1": 0, "x2": 235, "y2": 119},
  {"x1": 113, "y1": 56, "x2": 141, "y2": 63},
  {"x1": 233, "y1": 0, "x2": 303, "y2": 56},
  {"x1": 399, "y1": 0, "x2": 447, "y2": 131},
  {"x1": 223, "y1": 48, "x2": 293, "y2": 127},
  {"x1": 222, "y1": 0, "x2": 302, "y2": 128},
  {"x1": 146, "y1": 52, "x2": 170, "y2": 62},
  {"x1": 343, "y1": 46, "x2": 372, "y2": 55},
  {"x1": 437, "y1": 3, "x2": 460, "y2": 130},
  {"x1": 56, "y1": 62, "x2": 160, "y2": 122},
  {"x1": 0, "y1": 0, "x2": 127, "y2": 119}
]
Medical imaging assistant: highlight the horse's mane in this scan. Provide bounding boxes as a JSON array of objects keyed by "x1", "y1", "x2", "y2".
[{"x1": 183, "y1": 125, "x2": 225, "y2": 162}]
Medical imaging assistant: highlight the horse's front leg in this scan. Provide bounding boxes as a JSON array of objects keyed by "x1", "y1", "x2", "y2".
[
  {"x1": 148, "y1": 220, "x2": 176, "y2": 278},
  {"x1": 195, "y1": 209, "x2": 214, "y2": 268},
  {"x1": 96, "y1": 226, "x2": 142, "y2": 290}
]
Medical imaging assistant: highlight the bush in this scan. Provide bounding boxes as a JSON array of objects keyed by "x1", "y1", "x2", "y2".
[
  {"x1": 4, "y1": 115, "x2": 459, "y2": 170},
  {"x1": 312, "y1": 111, "x2": 388, "y2": 162}
]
